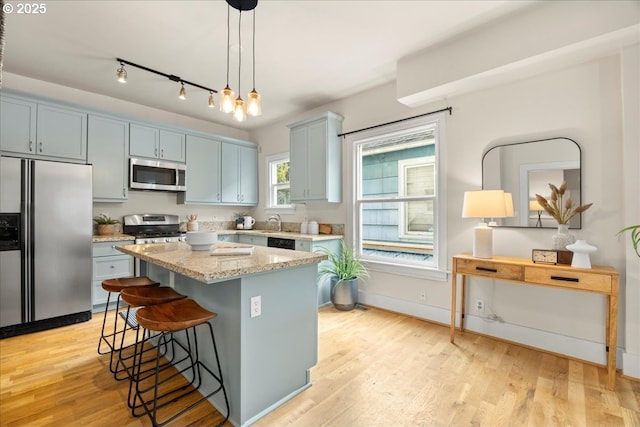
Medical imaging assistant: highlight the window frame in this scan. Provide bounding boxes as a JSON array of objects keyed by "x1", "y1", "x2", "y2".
[
  {"x1": 397, "y1": 156, "x2": 436, "y2": 241},
  {"x1": 264, "y1": 152, "x2": 295, "y2": 213},
  {"x1": 346, "y1": 113, "x2": 448, "y2": 281}
]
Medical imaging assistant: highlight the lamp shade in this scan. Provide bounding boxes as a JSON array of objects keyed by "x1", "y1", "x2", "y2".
[
  {"x1": 529, "y1": 200, "x2": 543, "y2": 211},
  {"x1": 462, "y1": 190, "x2": 508, "y2": 219}
]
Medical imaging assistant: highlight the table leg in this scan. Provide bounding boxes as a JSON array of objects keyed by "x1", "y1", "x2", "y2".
[
  {"x1": 607, "y1": 282, "x2": 619, "y2": 390},
  {"x1": 460, "y1": 275, "x2": 467, "y2": 332},
  {"x1": 450, "y1": 266, "x2": 457, "y2": 343}
]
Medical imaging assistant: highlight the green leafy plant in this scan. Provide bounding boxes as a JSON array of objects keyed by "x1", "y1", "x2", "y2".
[
  {"x1": 535, "y1": 182, "x2": 593, "y2": 224},
  {"x1": 317, "y1": 241, "x2": 369, "y2": 281},
  {"x1": 93, "y1": 213, "x2": 120, "y2": 225},
  {"x1": 617, "y1": 225, "x2": 640, "y2": 258}
]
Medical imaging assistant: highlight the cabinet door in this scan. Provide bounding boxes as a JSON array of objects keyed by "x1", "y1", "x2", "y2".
[
  {"x1": 36, "y1": 104, "x2": 87, "y2": 161},
  {"x1": 88, "y1": 115, "x2": 128, "y2": 201},
  {"x1": 184, "y1": 135, "x2": 221, "y2": 203},
  {"x1": 289, "y1": 126, "x2": 308, "y2": 201},
  {"x1": 238, "y1": 145, "x2": 258, "y2": 205},
  {"x1": 220, "y1": 143, "x2": 240, "y2": 203},
  {"x1": 159, "y1": 129, "x2": 186, "y2": 162},
  {"x1": 0, "y1": 96, "x2": 37, "y2": 154},
  {"x1": 130, "y1": 123, "x2": 159, "y2": 158},
  {"x1": 237, "y1": 235, "x2": 268, "y2": 246},
  {"x1": 305, "y1": 120, "x2": 328, "y2": 200}
]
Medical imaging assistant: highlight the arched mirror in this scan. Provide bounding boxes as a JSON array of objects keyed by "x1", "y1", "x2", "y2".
[{"x1": 482, "y1": 137, "x2": 582, "y2": 229}]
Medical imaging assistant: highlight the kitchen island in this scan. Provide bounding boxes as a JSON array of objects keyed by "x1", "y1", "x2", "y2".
[{"x1": 116, "y1": 242, "x2": 327, "y2": 427}]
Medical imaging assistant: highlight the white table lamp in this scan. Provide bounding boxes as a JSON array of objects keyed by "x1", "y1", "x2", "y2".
[
  {"x1": 529, "y1": 199, "x2": 544, "y2": 227},
  {"x1": 462, "y1": 190, "x2": 513, "y2": 258}
]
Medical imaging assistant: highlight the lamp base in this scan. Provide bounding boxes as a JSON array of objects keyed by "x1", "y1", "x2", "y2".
[{"x1": 473, "y1": 223, "x2": 493, "y2": 259}]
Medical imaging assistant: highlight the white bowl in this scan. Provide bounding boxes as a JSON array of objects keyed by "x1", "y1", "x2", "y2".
[
  {"x1": 190, "y1": 243, "x2": 216, "y2": 251},
  {"x1": 186, "y1": 231, "x2": 218, "y2": 247}
]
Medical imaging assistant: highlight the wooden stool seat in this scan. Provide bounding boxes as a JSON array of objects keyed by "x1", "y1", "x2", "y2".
[
  {"x1": 121, "y1": 287, "x2": 186, "y2": 307},
  {"x1": 136, "y1": 299, "x2": 216, "y2": 332},
  {"x1": 102, "y1": 276, "x2": 160, "y2": 293}
]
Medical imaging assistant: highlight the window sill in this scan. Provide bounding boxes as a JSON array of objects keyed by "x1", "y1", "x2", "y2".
[{"x1": 363, "y1": 259, "x2": 448, "y2": 282}]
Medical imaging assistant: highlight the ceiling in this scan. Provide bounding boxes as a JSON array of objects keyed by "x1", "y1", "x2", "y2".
[{"x1": 1, "y1": 1, "x2": 532, "y2": 130}]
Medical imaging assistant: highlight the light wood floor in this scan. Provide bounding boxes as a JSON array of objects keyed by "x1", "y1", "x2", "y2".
[{"x1": 1, "y1": 305, "x2": 639, "y2": 426}]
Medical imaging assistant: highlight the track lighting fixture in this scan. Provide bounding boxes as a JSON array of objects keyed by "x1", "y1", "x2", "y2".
[
  {"x1": 113, "y1": 0, "x2": 261, "y2": 121},
  {"x1": 116, "y1": 62, "x2": 127, "y2": 83}
]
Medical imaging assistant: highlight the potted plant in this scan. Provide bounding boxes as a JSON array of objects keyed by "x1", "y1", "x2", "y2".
[
  {"x1": 318, "y1": 241, "x2": 368, "y2": 311},
  {"x1": 617, "y1": 225, "x2": 640, "y2": 258},
  {"x1": 93, "y1": 213, "x2": 120, "y2": 235}
]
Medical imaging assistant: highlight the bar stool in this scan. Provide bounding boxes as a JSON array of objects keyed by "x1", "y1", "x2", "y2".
[
  {"x1": 115, "y1": 286, "x2": 188, "y2": 382},
  {"x1": 97, "y1": 276, "x2": 160, "y2": 375},
  {"x1": 130, "y1": 298, "x2": 230, "y2": 427}
]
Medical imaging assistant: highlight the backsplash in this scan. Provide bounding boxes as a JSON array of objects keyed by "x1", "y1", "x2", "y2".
[{"x1": 190, "y1": 221, "x2": 344, "y2": 235}]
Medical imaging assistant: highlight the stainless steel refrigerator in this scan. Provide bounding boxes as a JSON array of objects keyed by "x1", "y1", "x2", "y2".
[{"x1": 0, "y1": 156, "x2": 92, "y2": 338}]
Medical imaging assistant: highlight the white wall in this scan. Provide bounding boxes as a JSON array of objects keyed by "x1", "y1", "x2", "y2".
[{"x1": 251, "y1": 54, "x2": 636, "y2": 373}]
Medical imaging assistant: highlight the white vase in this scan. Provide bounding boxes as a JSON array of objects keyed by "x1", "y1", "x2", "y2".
[
  {"x1": 566, "y1": 240, "x2": 597, "y2": 269},
  {"x1": 552, "y1": 224, "x2": 575, "y2": 250}
]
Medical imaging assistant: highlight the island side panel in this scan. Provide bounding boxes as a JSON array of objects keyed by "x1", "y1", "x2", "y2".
[{"x1": 240, "y1": 263, "x2": 319, "y2": 422}]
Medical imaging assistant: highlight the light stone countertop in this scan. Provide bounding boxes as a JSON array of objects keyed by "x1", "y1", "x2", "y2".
[
  {"x1": 116, "y1": 241, "x2": 327, "y2": 284},
  {"x1": 92, "y1": 234, "x2": 136, "y2": 243}
]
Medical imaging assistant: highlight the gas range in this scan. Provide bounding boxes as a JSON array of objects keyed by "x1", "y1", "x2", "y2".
[{"x1": 123, "y1": 214, "x2": 186, "y2": 244}]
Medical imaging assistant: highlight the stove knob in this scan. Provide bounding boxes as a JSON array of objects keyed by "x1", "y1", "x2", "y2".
[
  {"x1": 152, "y1": 238, "x2": 160, "y2": 244},
  {"x1": 165, "y1": 238, "x2": 170, "y2": 243}
]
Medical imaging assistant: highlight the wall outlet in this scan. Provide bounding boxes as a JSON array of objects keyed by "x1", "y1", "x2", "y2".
[
  {"x1": 419, "y1": 291, "x2": 426, "y2": 301},
  {"x1": 250, "y1": 295, "x2": 261, "y2": 318},
  {"x1": 475, "y1": 299, "x2": 485, "y2": 313}
]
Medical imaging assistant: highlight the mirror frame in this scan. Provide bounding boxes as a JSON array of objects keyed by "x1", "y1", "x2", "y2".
[{"x1": 482, "y1": 137, "x2": 582, "y2": 229}]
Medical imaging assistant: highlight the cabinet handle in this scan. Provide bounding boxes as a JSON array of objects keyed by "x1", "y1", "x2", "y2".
[
  {"x1": 155, "y1": 147, "x2": 159, "y2": 157},
  {"x1": 29, "y1": 141, "x2": 34, "y2": 151},
  {"x1": 110, "y1": 265, "x2": 115, "y2": 269},
  {"x1": 475, "y1": 266, "x2": 498, "y2": 273},
  {"x1": 217, "y1": 193, "x2": 220, "y2": 201},
  {"x1": 39, "y1": 141, "x2": 43, "y2": 152},
  {"x1": 161, "y1": 148, "x2": 164, "y2": 158},
  {"x1": 123, "y1": 188, "x2": 127, "y2": 197},
  {"x1": 550, "y1": 275, "x2": 579, "y2": 282}
]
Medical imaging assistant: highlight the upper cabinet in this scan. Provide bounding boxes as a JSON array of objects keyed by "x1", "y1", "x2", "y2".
[
  {"x1": 87, "y1": 114, "x2": 129, "y2": 202},
  {"x1": 221, "y1": 142, "x2": 258, "y2": 205},
  {"x1": 1, "y1": 94, "x2": 87, "y2": 162},
  {"x1": 288, "y1": 112, "x2": 343, "y2": 203},
  {"x1": 179, "y1": 134, "x2": 222, "y2": 204},
  {"x1": 130, "y1": 123, "x2": 185, "y2": 162}
]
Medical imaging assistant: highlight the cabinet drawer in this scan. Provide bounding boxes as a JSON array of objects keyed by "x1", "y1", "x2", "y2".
[
  {"x1": 456, "y1": 258, "x2": 523, "y2": 281},
  {"x1": 524, "y1": 266, "x2": 612, "y2": 293},
  {"x1": 93, "y1": 256, "x2": 133, "y2": 280},
  {"x1": 93, "y1": 241, "x2": 133, "y2": 257}
]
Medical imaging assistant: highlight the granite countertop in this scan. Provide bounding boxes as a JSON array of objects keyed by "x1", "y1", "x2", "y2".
[
  {"x1": 92, "y1": 234, "x2": 136, "y2": 243},
  {"x1": 221, "y1": 230, "x2": 343, "y2": 241},
  {"x1": 116, "y1": 242, "x2": 327, "y2": 284}
]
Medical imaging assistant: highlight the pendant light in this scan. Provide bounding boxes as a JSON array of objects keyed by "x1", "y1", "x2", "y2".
[
  {"x1": 208, "y1": 91, "x2": 215, "y2": 108},
  {"x1": 232, "y1": 8, "x2": 247, "y2": 122},
  {"x1": 116, "y1": 61, "x2": 127, "y2": 83},
  {"x1": 247, "y1": 9, "x2": 261, "y2": 116},
  {"x1": 220, "y1": 3, "x2": 235, "y2": 113},
  {"x1": 178, "y1": 82, "x2": 187, "y2": 100}
]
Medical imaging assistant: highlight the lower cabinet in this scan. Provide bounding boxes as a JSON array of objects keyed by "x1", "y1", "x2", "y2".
[
  {"x1": 92, "y1": 241, "x2": 134, "y2": 308},
  {"x1": 297, "y1": 238, "x2": 342, "y2": 306},
  {"x1": 217, "y1": 234, "x2": 238, "y2": 243},
  {"x1": 237, "y1": 235, "x2": 268, "y2": 247}
]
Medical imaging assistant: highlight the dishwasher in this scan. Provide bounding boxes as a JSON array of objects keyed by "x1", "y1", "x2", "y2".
[{"x1": 267, "y1": 237, "x2": 296, "y2": 250}]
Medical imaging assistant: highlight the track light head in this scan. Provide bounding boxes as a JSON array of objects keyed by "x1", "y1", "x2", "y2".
[
  {"x1": 208, "y1": 92, "x2": 215, "y2": 108},
  {"x1": 179, "y1": 83, "x2": 186, "y2": 100},
  {"x1": 116, "y1": 63, "x2": 127, "y2": 83}
]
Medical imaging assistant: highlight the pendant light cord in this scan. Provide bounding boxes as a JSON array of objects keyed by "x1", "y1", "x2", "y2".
[
  {"x1": 237, "y1": 10, "x2": 242, "y2": 95},
  {"x1": 252, "y1": 9, "x2": 256, "y2": 90},
  {"x1": 225, "y1": 3, "x2": 230, "y2": 87}
]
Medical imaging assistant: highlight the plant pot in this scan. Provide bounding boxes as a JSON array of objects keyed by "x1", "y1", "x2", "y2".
[
  {"x1": 330, "y1": 277, "x2": 359, "y2": 311},
  {"x1": 97, "y1": 224, "x2": 117, "y2": 235}
]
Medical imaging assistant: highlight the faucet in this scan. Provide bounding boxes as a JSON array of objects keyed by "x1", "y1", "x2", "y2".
[{"x1": 267, "y1": 214, "x2": 282, "y2": 232}]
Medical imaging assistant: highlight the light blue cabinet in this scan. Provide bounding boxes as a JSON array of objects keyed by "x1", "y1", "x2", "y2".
[
  {"x1": 296, "y1": 237, "x2": 342, "y2": 306},
  {"x1": 1, "y1": 94, "x2": 87, "y2": 162},
  {"x1": 88, "y1": 114, "x2": 129, "y2": 202},
  {"x1": 221, "y1": 142, "x2": 258, "y2": 205},
  {"x1": 130, "y1": 123, "x2": 185, "y2": 162},
  {"x1": 180, "y1": 134, "x2": 222, "y2": 204},
  {"x1": 288, "y1": 112, "x2": 343, "y2": 203},
  {"x1": 237, "y1": 234, "x2": 268, "y2": 247},
  {"x1": 217, "y1": 234, "x2": 238, "y2": 243},
  {"x1": 91, "y1": 241, "x2": 134, "y2": 308},
  {"x1": 0, "y1": 96, "x2": 37, "y2": 154}
]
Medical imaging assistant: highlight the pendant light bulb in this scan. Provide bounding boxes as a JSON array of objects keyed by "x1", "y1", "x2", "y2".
[
  {"x1": 220, "y1": 86, "x2": 235, "y2": 113},
  {"x1": 233, "y1": 96, "x2": 246, "y2": 122},
  {"x1": 179, "y1": 83, "x2": 186, "y2": 100},
  {"x1": 247, "y1": 89, "x2": 261, "y2": 116},
  {"x1": 208, "y1": 92, "x2": 215, "y2": 108},
  {"x1": 116, "y1": 63, "x2": 127, "y2": 83}
]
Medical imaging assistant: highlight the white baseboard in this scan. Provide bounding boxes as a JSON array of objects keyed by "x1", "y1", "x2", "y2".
[
  {"x1": 358, "y1": 291, "x2": 623, "y2": 369},
  {"x1": 622, "y1": 351, "x2": 640, "y2": 380}
]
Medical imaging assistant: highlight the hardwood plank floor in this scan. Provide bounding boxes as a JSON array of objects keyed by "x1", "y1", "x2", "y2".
[{"x1": 1, "y1": 305, "x2": 639, "y2": 426}]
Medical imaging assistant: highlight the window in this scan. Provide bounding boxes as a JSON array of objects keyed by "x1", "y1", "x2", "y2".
[
  {"x1": 350, "y1": 114, "x2": 447, "y2": 278},
  {"x1": 266, "y1": 153, "x2": 292, "y2": 209}
]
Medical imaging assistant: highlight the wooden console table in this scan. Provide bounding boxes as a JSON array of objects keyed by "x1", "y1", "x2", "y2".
[{"x1": 450, "y1": 254, "x2": 619, "y2": 390}]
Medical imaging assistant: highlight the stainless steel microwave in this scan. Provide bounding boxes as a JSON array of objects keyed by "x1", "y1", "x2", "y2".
[{"x1": 129, "y1": 158, "x2": 186, "y2": 192}]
